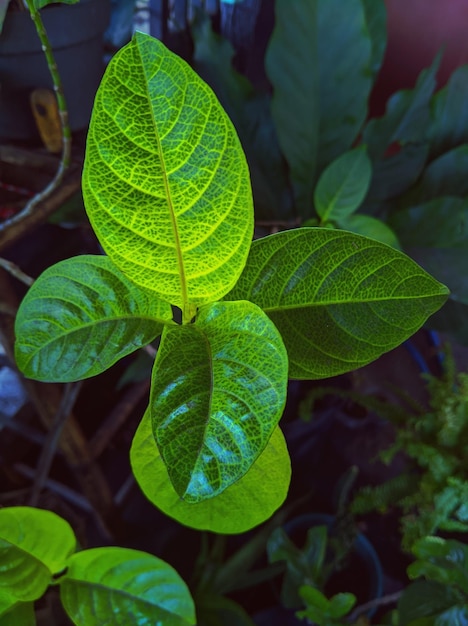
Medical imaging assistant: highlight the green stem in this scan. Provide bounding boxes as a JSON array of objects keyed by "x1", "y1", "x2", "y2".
[{"x1": 0, "y1": 0, "x2": 72, "y2": 233}]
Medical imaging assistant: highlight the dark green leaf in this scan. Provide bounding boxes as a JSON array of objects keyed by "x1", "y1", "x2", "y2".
[
  {"x1": 150, "y1": 300, "x2": 288, "y2": 501},
  {"x1": 399, "y1": 145, "x2": 468, "y2": 207},
  {"x1": 361, "y1": 0, "x2": 387, "y2": 78},
  {"x1": 328, "y1": 592, "x2": 356, "y2": 618},
  {"x1": 363, "y1": 56, "x2": 440, "y2": 160},
  {"x1": 314, "y1": 147, "x2": 372, "y2": 223},
  {"x1": 428, "y1": 300, "x2": 468, "y2": 346},
  {"x1": 398, "y1": 580, "x2": 460, "y2": 626},
  {"x1": 406, "y1": 248, "x2": 468, "y2": 304},
  {"x1": 195, "y1": 594, "x2": 256, "y2": 626},
  {"x1": 0, "y1": 507, "x2": 75, "y2": 602},
  {"x1": 131, "y1": 409, "x2": 291, "y2": 533},
  {"x1": 225, "y1": 228, "x2": 449, "y2": 379},
  {"x1": 60, "y1": 547, "x2": 196, "y2": 626},
  {"x1": 0, "y1": 0, "x2": 9, "y2": 35},
  {"x1": 15, "y1": 255, "x2": 172, "y2": 382},
  {"x1": 429, "y1": 66, "x2": 468, "y2": 159},
  {"x1": 409, "y1": 537, "x2": 468, "y2": 590},
  {"x1": 34, "y1": 0, "x2": 78, "y2": 7}
]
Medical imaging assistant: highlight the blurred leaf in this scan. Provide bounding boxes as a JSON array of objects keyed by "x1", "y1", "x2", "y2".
[
  {"x1": 131, "y1": 409, "x2": 291, "y2": 534},
  {"x1": 0, "y1": 597, "x2": 35, "y2": 626},
  {"x1": 195, "y1": 595, "x2": 256, "y2": 626},
  {"x1": 192, "y1": 14, "x2": 291, "y2": 220},
  {"x1": 398, "y1": 580, "x2": 460, "y2": 626},
  {"x1": 429, "y1": 66, "x2": 468, "y2": 159},
  {"x1": 434, "y1": 605, "x2": 468, "y2": 626},
  {"x1": 60, "y1": 547, "x2": 196, "y2": 626},
  {"x1": 428, "y1": 300, "x2": 468, "y2": 346},
  {"x1": 0, "y1": 507, "x2": 75, "y2": 603},
  {"x1": 33, "y1": 0, "x2": 78, "y2": 7},
  {"x1": 328, "y1": 592, "x2": 356, "y2": 618},
  {"x1": 407, "y1": 247, "x2": 468, "y2": 304},
  {"x1": 408, "y1": 537, "x2": 468, "y2": 590},
  {"x1": 117, "y1": 349, "x2": 154, "y2": 389},
  {"x1": 364, "y1": 55, "x2": 440, "y2": 160},
  {"x1": 0, "y1": 0, "x2": 10, "y2": 35},
  {"x1": 399, "y1": 145, "x2": 468, "y2": 207},
  {"x1": 361, "y1": 0, "x2": 387, "y2": 78},
  {"x1": 339, "y1": 214, "x2": 401, "y2": 248},
  {"x1": 314, "y1": 147, "x2": 372, "y2": 223}
]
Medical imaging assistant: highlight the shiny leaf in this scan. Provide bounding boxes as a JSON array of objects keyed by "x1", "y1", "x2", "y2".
[
  {"x1": 130, "y1": 409, "x2": 291, "y2": 534},
  {"x1": 0, "y1": 507, "x2": 76, "y2": 602},
  {"x1": 83, "y1": 32, "x2": 253, "y2": 311},
  {"x1": 15, "y1": 255, "x2": 172, "y2": 382},
  {"x1": 60, "y1": 547, "x2": 195, "y2": 626},
  {"x1": 225, "y1": 228, "x2": 449, "y2": 379},
  {"x1": 150, "y1": 300, "x2": 288, "y2": 501},
  {"x1": 314, "y1": 147, "x2": 372, "y2": 223}
]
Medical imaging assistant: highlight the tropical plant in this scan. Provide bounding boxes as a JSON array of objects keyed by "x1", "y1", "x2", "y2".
[
  {"x1": 0, "y1": 506, "x2": 196, "y2": 625},
  {"x1": 13, "y1": 32, "x2": 448, "y2": 540}
]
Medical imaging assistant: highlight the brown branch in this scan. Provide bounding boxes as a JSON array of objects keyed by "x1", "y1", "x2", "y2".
[{"x1": 0, "y1": 257, "x2": 34, "y2": 286}]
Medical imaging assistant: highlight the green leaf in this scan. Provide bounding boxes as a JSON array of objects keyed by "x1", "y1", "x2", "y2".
[
  {"x1": 266, "y1": 0, "x2": 372, "y2": 215},
  {"x1": 15, "y1": 255, "x2": 172, "y2": 383},
  {"x1": 429, "y1": 300, "x2": 468, "y2": 346},
  {"x1": 408, "y1": 537, "x2": 468, "y2": 590},
  {"x1": 405, "y1": 248, "x2": 468, "y2": 305},
  {"x1": 398, "y1": 580, "x2": 461, "y2": 626},
  {"x1": 130, "y1": 409, "x2": 291, "y2": 534},
  {"x1": 150, "y1": 300, "x2": 288, "y2": 501},
  {"x1": 195, "y1": 594, "x2": 256, "y2": 626},
  {"x1": 328, "y1": 592, "x2": 356, "y2": 618},
  {"x1": 399, "y1": 145, "x2": 468, "y2": 207},
  {"x1": 226, "y1": 228, "x2": 449, "y2": 379},
  {"x1": 363, "y1": 56, "x2": 440, "y2": 160},
  {"x1": 339, "y1": 214, "x2": 401, "y2": 249},
  {"x1": 0, "y1": 0, "x2": 9, "y2": 35},
  {"x1": 429, "y1": 66, "x2": 468, "y2": 159},
  {"x1": 60, "y1": 547, "x2": 196, "y2": 626},
  {"x1": 390, "y1": 197, "x2": 468, "y2": 249},
  {"x1": 83, "y1": 32, "x2": 253, "y2": 312},
  {"x1": 0, "y1": 507, "x2": 76, "y2": 602},
  {"x1": 33, "y1": 0, "x2": 78, "y2": 7},
  {"x1": 361, "y1": 0, "x2": 387, "y2": 78},
  {"x1": 314, "y1": 147, "x2": 372, "y2": 223},
  {"x1": 434, "y1": 606, "x2": 468, "y2": 626},
  {"x1": 0, "y1": 598, "x2": 35, "y2": 626}
]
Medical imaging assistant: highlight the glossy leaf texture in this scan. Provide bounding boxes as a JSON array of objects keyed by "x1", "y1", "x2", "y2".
[
  {"x1": 83, "y1": 32, "x2": 253, "y2": 310},
  {"x1": 314, "y1": 147, "x2": 372, "y2": 223},
  {"x1": 0, "y1": 507, "x2": 76, "y2": 602},
  {"x1": 15, "y1": 255, "x2": 172, "y2": 382},
  {"x1": 60, "y1": 547, "x2": 195, "y2": 626},
  {"x1": 225, "y1": 228, "x2": 449, "y2": 379},
  {"x1": 130, "y1": 409, "x2": 291, "y2": 533},
  {"x1": 0, "y1": 598, "x2": 35, "y2": 626},
  {"x1": 150, "y1": 300, "x2": 288, "y2": 501}
]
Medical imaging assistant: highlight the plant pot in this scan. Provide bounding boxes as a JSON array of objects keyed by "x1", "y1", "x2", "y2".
[{"x1": 0, "y1": 0, "x2": 110, "y2": 141}]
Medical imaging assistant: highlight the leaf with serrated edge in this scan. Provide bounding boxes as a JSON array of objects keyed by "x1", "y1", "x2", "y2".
[
  {"x1": 60, "y1": 547, "x2": 195, "y2": 626},
  {"x1": 150, "y1": 300, "x2": 288, "y2": 501},
  {"x1": 131, "y1": 409, "x2": 291, "y2": 533},
  {"x1": 83, "y1": 32, "x2": 253, "y2": 311},
  {"x1": 225, "y1": 228, "x2": 449, "y2": 379},
  {"x1": 0, "y1": 507, "x2": 75, "y2": 602},
  {"x1": 15, "y1": 255, "x2": 172, "y2": 382},
  {"x1": 314, "y1": 147, "x2": 372, "y2": 223}
]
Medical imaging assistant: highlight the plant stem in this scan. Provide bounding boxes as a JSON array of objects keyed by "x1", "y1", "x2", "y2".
[
  {"x1": 0, "y1": 0, "x2": 71, "y2": 233},
  {"x1": 0, "y1": 257, "x2": 34, "y2": 286},
  {"x1": 348, "y1": 590, "x2": 402, "y2": 623}
]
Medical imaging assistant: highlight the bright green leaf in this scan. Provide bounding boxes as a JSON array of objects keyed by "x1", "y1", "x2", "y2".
[
  {"x1": 0, "y1": 507, "x2": 75, "y2": 602},
  {"x1": 15, "y1": 255, "x2": 172, "y2": 383},
  {"x1": 150, "y1": 300, "x2": 288, "y2": 501},
  {"x1": 339, "y1": 214, "x2": 401, "y2": 249},
  {"x1": 83, "y1": 32, "x2": 253, "y2": 312},
  {"x1": 328, "y1": 592, "x2": 356, "y2": 618},
  {"x1": 314, "y1": 147, "x2": 372, "y2": 223},
  {"x1": 0, "y1": 598, "x2": 35, "y2": 626},
  {"x1": 130, "y1": 409, "x2": 291, "y2": 534},
  {"x1": 33, "y1": 0, "x2": 78, "y2": 8},
  {"x1": 225, "y1": 228, "x2": 449, "y2": 379},
  {"x1": 429, "y1": 66, "x2": 468, "y2": 159},
  {"x1": 60, "y1": 547, "x2": 196, "y2": 626}
]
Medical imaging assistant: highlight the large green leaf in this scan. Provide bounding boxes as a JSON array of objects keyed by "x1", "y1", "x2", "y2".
[
  {"x1": 15, "y1": 255, "x2": 172, "y2": 382},
  {"x1": 429, "y1": 66, "x2": 468, "y2": 159},
  {"x1": 195, "y1": 594, "x2": 256, "y2": 626},
  {"x1": 397, "y1": 581, "x2": 462, "y2": 626},
  {"x1": 314, "y1": 147, "x2": 372, "y2": 223},
  {"x1": 361, "y1": 0, "x2": 387, "y2": 78},
  {"x1": 130, "y1": 409, "x2": 291, "y2": 534},
  {"x1": 150, "y1": 300, "x2": 288, "y2": 501},
  {"x1": 83, "y1": 32, "x2": 253, "y2": 313},
  {"x1": 60, "y1": 547, "x2": 196, "y2": 626},
  {"x1": 225, "y1": 228, "x2": 449, "y2": 379},
  {"x1": 266, "y1": 0, "x2": 372, "y2": 215},
  {"x1": 0, "y1": 507, "x2": 75, "y2": 602},
  {"x1": 0, "y1": 598, "x2": 35, "y2": 626}
]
